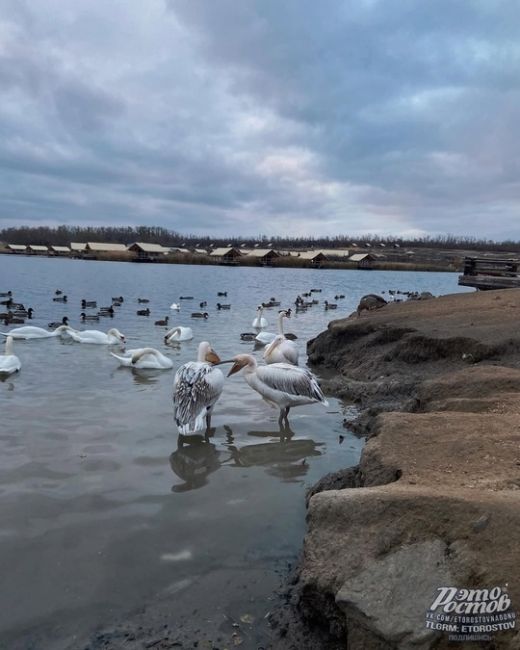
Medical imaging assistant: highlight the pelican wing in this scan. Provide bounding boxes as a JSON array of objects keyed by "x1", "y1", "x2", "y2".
[
  {"x1": 256, "y1": 363, "x2": 326, "y2": 403},
  {"x1": 173, "y1": 362, "x2": 224, "y2": 433}
]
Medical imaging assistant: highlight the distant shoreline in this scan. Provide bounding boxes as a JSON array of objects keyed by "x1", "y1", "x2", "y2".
[{"x1": 0, "y1": 248, "x2": 458, "y2": 273}]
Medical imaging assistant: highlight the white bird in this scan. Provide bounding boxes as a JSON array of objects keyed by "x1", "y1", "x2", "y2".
[
  {"x1": 110, "y1": 347, "x2": 173, "y2": 369},
  {"x1": 173, "y1": 341, "x2": 225, "y2": 434},
  {"x1": 170, "y1": 303, "x2": 180, "y2": 311},
  {"x1": 263, "y1": 334, "x2": 299, "y2": 366},
  {"x1": 255, "y1": 310, "x2": 290, "y2": 345},
  {"x1": 0, "y1": 325, "x2": 70, "y2": 340},
  {"x1": 0, "y1": 336, "x2": 21, "y2": 375},
  {"x1": 252, "y1": 305, "x2": 268, "y2": 329},
  {"x1": 164, "y1": 326, "x2": 193, "y2": 343},
  {"x1": 66, "y1": 327, "x2": 125, "y2": 345},
  {"x1": 225, "y1": 354, "x2": 327, "y2": 424}
]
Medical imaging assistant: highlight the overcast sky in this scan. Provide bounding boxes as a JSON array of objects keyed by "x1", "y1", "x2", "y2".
[{"x1": 0, "y1": 0, "x2": 519, "y2": 239}]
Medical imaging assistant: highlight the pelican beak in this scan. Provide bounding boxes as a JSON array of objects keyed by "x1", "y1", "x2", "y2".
[
  {"x1": 205, "y1": 350, "x2": 221, "y2": 365},
  {"x1": 227, "y1": 361, "x2": 243, "y2": 377}
]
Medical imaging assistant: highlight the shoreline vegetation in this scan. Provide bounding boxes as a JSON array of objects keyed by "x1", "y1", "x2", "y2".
[{"x1": 1, "y1": 224, "x2": 520, "y2": 274}]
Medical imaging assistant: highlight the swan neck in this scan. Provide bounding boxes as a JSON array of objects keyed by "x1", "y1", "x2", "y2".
[
  {"x1": 5, "y1": 336, "x2": 13, "y2": 355},
  {"x1": 277, "y1": 312, "x2": 285, "y2": 334}
]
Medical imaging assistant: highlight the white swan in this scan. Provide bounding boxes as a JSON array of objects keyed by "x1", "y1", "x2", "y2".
[
  {"x1": 66, "y1": 327, "x2": 125, "y2": 345},
  {"x1": 173, "y1": 342, "x2": 225, "y2": 433},
  {"x1": 225, "y1": 354, "x2": 327, "y2": 425},
  {"x1": 170, "y1": 303, "x2": 180, "y2": 311},
  {"x1": 165, "y1": 326, "x2": 193, "y2": 343},
  {"x1": 263, "y1": 334, "x2": 299, "y2": 366},
  {"x1": 252, "y1": 305, "x2": 268, "y2": 329},
  {"x1": 0, "y1": 324, "x2": 70, "y2": 340},
  {"x1": 255, "y1": 310, "x2": 290, "y2": 345},
  {"x1": 111, "y1": 347, "x2": 173, "y2": 369},
  {"x1": 0, "y1": 336, "x2": 21, "y2": 375}
]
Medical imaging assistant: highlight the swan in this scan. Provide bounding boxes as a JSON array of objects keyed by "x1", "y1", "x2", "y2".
[
  {"x1": 252, "y1": 305, "x2": 268, "y2": 329},
  {"x1": 263, "y1": 334, "x2": 299, "y2": 366},
  {"x1": 165, "y1": 326, "x2": 193, "y2": 343},
  {"x1": 173, "y1": 341, "x2": 224, "y2": 433},
  {"x1": 66, "y1": 327, "x2": 125, "y2": 345},
  {"x1": 0, "y1": 325, "x2": 70, "y2": 340},
  {"x1": 255, "y1": 310, "x2": 290, "y2": 345},
  {"x1": 0, "y1": 336, "x2": 21, "y2": 375},
  {"x1": 223, "y1": 354, "x2": 327, "y2": 425},
  {"x1": 111, "y1": 347, "x2": 173, "y2": 370},
  {"x1": 170, "y1": 303, "x2": 180, "y2": 311}
]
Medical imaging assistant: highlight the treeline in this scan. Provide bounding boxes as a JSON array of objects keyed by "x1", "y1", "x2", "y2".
[{"x1": 1, "y1": 225, "x2": 519, "y2": 252}]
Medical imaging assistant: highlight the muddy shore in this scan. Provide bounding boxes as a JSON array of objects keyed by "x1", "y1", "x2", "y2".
[{"x1": 270, "y1": 288, "x2": 520, "y2": 649}]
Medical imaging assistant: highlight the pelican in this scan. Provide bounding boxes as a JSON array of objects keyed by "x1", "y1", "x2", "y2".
[
  {"x1": 255, "y1": 310, "x2": 290, "y2": 345},
  {"x1": 224, "y1": 354, "x2": 328, "y2": 424},
  {"x1": 170, "y1": 303, "x2": 180, "y2": 311},
  {"x1": 111, "y1": 347, "x2": 173, "y2": 369},
  {"x1": 263, "y1": 334, "x2": 299, "y2": 366},
  {"x1": 252, "y1": 305, "x2": 268, "y2": 329},
  {"x1": 165, "y1": 326, "x2": 193, "y2": 343},
  {"x1": 0, "y1": 336, "x2": 21, "y2": 375},
  {"x1": 66, "y1": 327, "x2": 125, "y2": 345},
  {"x1": 173, "y1": 341, "x2": 225, "y2": 434},
  {"x1": 0, "y1": 325, "x2": 70, "y2": 339}
]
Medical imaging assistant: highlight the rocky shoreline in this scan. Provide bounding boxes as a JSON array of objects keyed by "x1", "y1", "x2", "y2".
[{"x1": 271, "y1": 288, "x2": 520, "y2": 649}]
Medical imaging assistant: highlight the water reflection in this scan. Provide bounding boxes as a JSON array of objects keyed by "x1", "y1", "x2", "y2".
[{"x1": 170, "y1": 423, "x2": 322, "y2": 491}]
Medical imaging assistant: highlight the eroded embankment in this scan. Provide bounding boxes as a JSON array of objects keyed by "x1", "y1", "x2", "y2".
[{"x1": 272, "y1": 289, "x2": 520, "y2": 650}]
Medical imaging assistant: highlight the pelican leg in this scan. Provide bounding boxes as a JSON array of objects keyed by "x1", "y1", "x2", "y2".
[
  {"x1": 278, "y1": 407, "x2": 290, "y2": 425},
  {"x1": 284, "y1": 407, "x2": 291, "y2": 424}
]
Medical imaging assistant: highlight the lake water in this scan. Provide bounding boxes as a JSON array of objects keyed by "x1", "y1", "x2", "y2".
[{"x1": 0, "y1": 256, "x2": 471, "y2": 648}]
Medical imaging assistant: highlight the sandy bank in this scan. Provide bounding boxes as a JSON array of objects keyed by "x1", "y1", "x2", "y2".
[{"x1": 272, "y1": 289, "x2": 520, "y2": 649}]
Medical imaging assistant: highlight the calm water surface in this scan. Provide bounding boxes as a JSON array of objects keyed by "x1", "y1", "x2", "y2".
[{"x1": 0, "y1": 256, "x2": 471, "y2": 647}]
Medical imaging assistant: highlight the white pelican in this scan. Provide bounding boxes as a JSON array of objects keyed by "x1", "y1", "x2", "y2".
[
  {"x1": 0, "y1": 336, "x2": 21, "y2": 375},
  {"x1": 111, "y1": 347, "x2": 173, "y2": 369},
  {"x1": 252, "y1": 305, "x2": 268, "y2": 329},
  {"x1": 170, "y1": 303, "x2": 180, "y2": 311},
  {"x1": 225, "y1": 354, "x2": 327, "y2": 424},
  {"x1": 173, "y1": 342, "x2": 225, "y2": 434},
  {"x1": 255, "y1": 310, "x2": 290, "y2": 345},
  {"x1": 66, "y1": 327, "x2": 125, "y2": 345},
  {"x1": 0, "y1": 324, "x2": 70, "y2": 340},
  {"x1": 165, "y1": 326, "x2": 193, "y2": 343},
  {"x1": 263, "y1": 334, "x2": 299, "y2": 366}
]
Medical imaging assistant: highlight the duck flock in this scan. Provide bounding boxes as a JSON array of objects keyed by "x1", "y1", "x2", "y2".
[{"x1": 0, "y1": 286, "x2": 350, "y2": 433}]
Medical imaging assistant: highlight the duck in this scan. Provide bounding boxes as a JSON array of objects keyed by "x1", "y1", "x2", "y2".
[
  {"x1": 0, "y1": 336, "x2": 21, "y2": 375},
  {"x1": 164, "y1": 326, "x2": 193, "y2": 343},
  {"x1": 0, "y1": 291, "x2": 12, "y2": 298},
  {"x1": 66, "y1": 327, "x2": 125, "y2": 345},
  {"x1": 191, "y1": 312, "x2": 209, "y2": 319},
  {"x1": 173, "y1": 341, "x2": 224, "y2": 433},
  {"x1": 137, "y1": 298, "x2": 150, "y2": 303},
  {"x1": 310, "y1": 288, "x2": 322, "y2": 293},
  {"x1": 155, "y1": 316, "x2": 169, "y2": 326},
  {"x1": 55, "y1": 290, "x2": 63, "y2": 296},
  {"x1": 324, "y1": 301, "x2": 338, "y2": 310},
  {"x1": 180, "y1": 296, "x2": 194, "y2": 300},
  {"x1": 199, "y1": 301, "x2": 207, "y2": 308},
  {"x1": 217, "y1": 291, "x2": 227, "y2": 297},
  {"x1": 81, "y1": 312, "x2": 100, "y2": 322},
  {"x1": 170, "y1": 303, "x2": 180, "y2": 311},
  {"x1": 240, "y1": 332, "x2": 257, "y2": 341},
  {"x1": 112, "y1": 296, "x2": 124, "y2": 303},
  {"x1": 53, "y1": 295, "x2": 67, "y2": 303},
  {"x1": 98, "y1": 306, "x2": 114, "y2": 316},
  {"x1": 216, "y1": 303, "x2": 231, "y2": 310},
  {"x1": 0, "y1": 325, "x2": 70, "y2": 339},
  {"x1": 252, "y1": 305, "x2": 268, "y2": 329},
  {"x1": 14, "y1": 307, "x2": 34, "y2": 319},
  {"x1": 48, "y1": 316, "x2": 69, "y2": 328},
  {"x1": 4, "y1": 316, "x2": 24, "y2": 325},
  {"x1": 263, "y1": 334, "x2": 299, "y2": 366},
  {"x1": 334, "y1": 294, "x2": 345, "y2": 299},
  {"x1": 111, "y1": 347, "x2": 173, "y2": 370},
  {"x1": 137, "y1": 308, "x2": 150, "y2": 316},
  {"x1": 81, "y1": 300, "x2": 97, "y2": 308}
]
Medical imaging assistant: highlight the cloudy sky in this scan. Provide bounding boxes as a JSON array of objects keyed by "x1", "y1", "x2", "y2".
[{"x1": 0, "y1": 0, "x2": 519, "y2": 239}]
